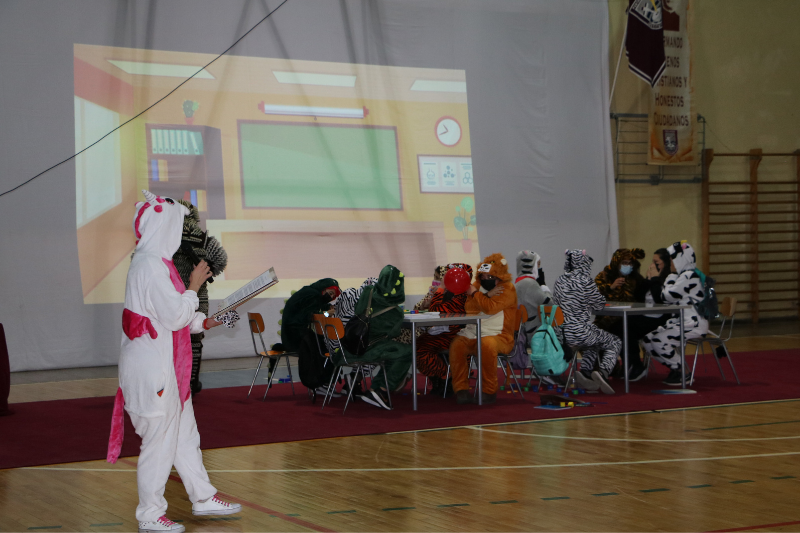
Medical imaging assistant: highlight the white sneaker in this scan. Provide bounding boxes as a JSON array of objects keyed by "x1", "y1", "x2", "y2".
[
  {"x1": 574, "y1": 371, "x2": 600, "y2": 392},
  {"x1": 138, "y1": 516, "x2": 184, "y2": 533},
  {"x1": 192, "y1": 494, "x2": 242, "y2": 516},
  {"x1": 316, "y1": 384, "x2": 342, "y2": 398},
  {"x1": 591, "y1": 370, "x2": 615, "y2": 394}
]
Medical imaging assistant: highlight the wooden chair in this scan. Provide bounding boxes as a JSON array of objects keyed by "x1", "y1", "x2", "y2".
[
  {"x1": 312, "y1": 314, "x2": 392, "y2": 414},
  {"x1": 496, "y1": 305, "x2": 529, "y2": 398},
  {"x1": 246, "y1": 312, "x2": 296, "y2": 400},
  {"x1": 686, "y1": 297, "x2": 741, "y2": 385}
]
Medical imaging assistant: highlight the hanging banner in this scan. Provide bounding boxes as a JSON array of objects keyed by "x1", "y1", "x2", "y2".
[{"x1": 648, "y1": 0, "x2": 694, "y2": 164}]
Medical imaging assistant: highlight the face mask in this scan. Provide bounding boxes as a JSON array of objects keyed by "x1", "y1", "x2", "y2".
[
  {"x1": 480, "y1": 278, "x2": 497, "y2": 291},
  {"x1": 619, "y1": 265, "x2": 633, "y2": 276},
  {"x1": 321, "y1": 293, "x2": 334, "y2": 303}
]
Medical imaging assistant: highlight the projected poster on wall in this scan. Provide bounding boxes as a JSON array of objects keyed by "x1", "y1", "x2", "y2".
[{"x1": 73, "y1": 44, "x2": 478, "y2": 304}]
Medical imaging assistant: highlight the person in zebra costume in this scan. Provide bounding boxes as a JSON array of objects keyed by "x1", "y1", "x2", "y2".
[
  {"x1": 552, "y1": 249, "x2": 620, "y2": 394},
  {"x1": 641, "y1": 241, "x2": 708, "y2": 386},
  {"x1": 172, "y1": 200, "x2": 228, "y2": 395}
]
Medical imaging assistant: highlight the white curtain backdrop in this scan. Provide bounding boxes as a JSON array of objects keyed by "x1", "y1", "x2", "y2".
[{"x1": 0, "y1": 0, "x2": 617, "y2": 371}]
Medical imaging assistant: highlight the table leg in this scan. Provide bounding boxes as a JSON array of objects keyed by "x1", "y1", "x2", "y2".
[
  {"x1": 476, "y1": 319, "x2": 482, "y2": 406},
  {"x1": 679, "y1": 308, "x2": 686, "y2": 389},
  {"x1": 411, "y1": 321, "x2": 418, "y2": 411},
  {"x1": 623, "y1": 311, "x2": 629, "y2": 394}
]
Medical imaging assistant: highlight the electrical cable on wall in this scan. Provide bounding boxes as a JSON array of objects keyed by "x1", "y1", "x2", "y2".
[{"x1": 0, "y1": 0, "x2": 290, "y2": 200}]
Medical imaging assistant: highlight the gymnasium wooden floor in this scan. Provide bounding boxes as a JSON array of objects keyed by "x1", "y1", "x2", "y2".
[{"x1": 2, "y1": 328, "x2": 799, "y2": 532}]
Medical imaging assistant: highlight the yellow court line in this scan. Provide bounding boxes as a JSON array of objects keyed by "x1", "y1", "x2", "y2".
[
  {"x1": 468, "y1": 426, "x2": 800, "y2": 442},
  {"x1": 21, "y1": 450, "x2": 800, "y2": 474}
]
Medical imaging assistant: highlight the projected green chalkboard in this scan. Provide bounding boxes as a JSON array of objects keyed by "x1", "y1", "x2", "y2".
[{"x1": 239, "y1": 122, "x2": 401, "y2": 209}]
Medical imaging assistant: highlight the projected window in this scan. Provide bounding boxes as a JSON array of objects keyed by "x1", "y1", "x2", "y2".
[
  {"x1": 74, "y1": 96, "x2": 122, "y2": 227},
  {"x1": 238, "y1": 122, "x2": 401, "y2": 210}
]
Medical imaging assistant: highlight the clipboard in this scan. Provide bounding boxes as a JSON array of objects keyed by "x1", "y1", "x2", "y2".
[{"x1": 211, "y1": 267, "x2": 279, "y2": 318}]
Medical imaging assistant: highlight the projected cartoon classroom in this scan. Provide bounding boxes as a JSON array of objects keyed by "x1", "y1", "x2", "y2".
[{"x1": 74, "y1": 44, "x2": 478, "y2": 304}]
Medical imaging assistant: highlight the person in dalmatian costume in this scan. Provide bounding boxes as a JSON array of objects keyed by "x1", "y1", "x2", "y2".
[
  {"x1": 106, "y1": 190, "x2": 241, "y2": 533},
  {"x1": 552, "y1": 249, "x2": 621, "y2": 394},
  {"x1": 641, "y1": 241, "x2": 709, "y2": 386}
]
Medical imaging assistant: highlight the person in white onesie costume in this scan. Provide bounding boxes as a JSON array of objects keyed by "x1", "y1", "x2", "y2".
[{"x1": 106, "y1": 190, "x2": 241, "y2": 533}]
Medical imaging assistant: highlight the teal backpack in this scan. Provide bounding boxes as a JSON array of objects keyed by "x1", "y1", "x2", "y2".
[{"x1": 530, "y1": 305, "x2": 568, "y2": 376}]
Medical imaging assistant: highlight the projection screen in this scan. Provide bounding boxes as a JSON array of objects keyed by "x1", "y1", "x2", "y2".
[{"x1": 0, "y1": 0, "x2": 617, "y2": 371}]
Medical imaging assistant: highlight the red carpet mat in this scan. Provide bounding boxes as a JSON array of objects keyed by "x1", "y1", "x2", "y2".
[{"x1": 1, "y1": 349, "x2": 797, "y2": 469}]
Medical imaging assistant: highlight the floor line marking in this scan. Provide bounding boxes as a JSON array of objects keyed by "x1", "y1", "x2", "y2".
[
  {"x1": 592, "y1": 492, "x2": 618, "y2": 496},
  {"x1": 771, "y1": 475, "x2": 795, "y2": 479},
  {"x1": 393, "y1": 397, "x2": 800, "y2": 437},
  {"x1": 707, "y1": 519, "x2": 800, "y2": 532},
  {"x1": 700, "y1": 419, "x2": 800, "y2": 431},
  {"x1": 163, "y1": 473, "x2": 336, "y2": 532},
  {"x1": 22, "y1": 450, "x2": 800, "y2": 474},
  {"x1": 327, "y1": 510, "x2": 356, "y2": 514},
  {"x1": 490, "y1": 500, "x2": 518, "y2": 504},
  {"x1": 27, "y1": 528, "x2": 62, "y2": 531},
  {"x1": 730, "y1": 480, "x2": 754, "y2": 484},
  {"x1": 541, "y1": 496, "x2": 570, "y2": 501},
  {"x1": 640, "y1": 488, "x2": 669, "y2": 493},
  {"x1": 382, "y1": 507, "x2": 415, "y2": 511},
  {"x1": 468, "y1": 425, "x2": 800, "y2": 442},
  {"x1": 437, "y1": 503, "x2": 470, "y2": 507},
  {"x1": 688, "y1": 484, "x2": 713, "y2": 488}
]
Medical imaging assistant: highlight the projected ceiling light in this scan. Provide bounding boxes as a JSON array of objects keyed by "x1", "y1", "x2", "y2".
[
  {"x1": 273, "y1": 71, "x2": 357, "y2": 87},
  {"x1": 107, "y1": 60, "x2": 215, "y2": 79},
  {"x1": 410, "y1": 80, "x2": 467, "y2": 93},
  {"x1": 257, "y1": 102, "x2": 369, "y2": 119}
]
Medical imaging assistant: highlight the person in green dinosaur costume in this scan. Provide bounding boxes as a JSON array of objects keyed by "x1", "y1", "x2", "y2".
[
  {"x1": 280, "y1": 278, "x2": 340, "y2": 352},
  {"x1": 340, "y1": 264, "x2": 411, "y2": 410},
  {"x1": 172, "y1": 200, "x2": 228, "y2": 395}
]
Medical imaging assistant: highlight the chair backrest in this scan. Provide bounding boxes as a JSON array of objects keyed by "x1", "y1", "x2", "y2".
[
  {"x1": 312, "y1": 314, "x2": 346, "y2": 359},
  {"x1": 516, "y1": 305, "x2": 528, "y2": 334},
  {"x1": 248, "y1": 312, "x2": 265, "y2": 334},
  {"x1": 716, "y1": 296, "x2": 737, "y2": 340},
  {"x1": 719, "y1": 296, "x2": 737, "y2": 318},
  {"x1": 541, "y1": 305, "x2": 564, "y2": 326}
]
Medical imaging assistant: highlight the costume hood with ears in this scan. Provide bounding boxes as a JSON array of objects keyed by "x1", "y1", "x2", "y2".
[
  {"x1": 374, "y1": 264, "x2": 405, "y2": 306},
  {"x1": 516, "y1": 250, "x2": 541, "y2": 280},
  {"x1": 607, "y1": 248, "x2": 645, "y2": 275},
  {"x1": 563, "y1": 249, "x2": 593, "y2": 276},
  {"x1": 475, "y1": 253, "x2": 512, "y2": 285},
  {"x1": 668, "y1": 241, "x2": 697, "y2": 273},
  {"x1": 446, "y1": 262, "x2": 474, "y2": 280},
  {"x1": 133, "y1": 190, "x2": 189, "y2": 258}
]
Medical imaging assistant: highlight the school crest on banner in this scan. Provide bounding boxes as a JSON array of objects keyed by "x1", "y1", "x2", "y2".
[{"x1": 649, "y1": 0, "x2": 694, "y2": 164}]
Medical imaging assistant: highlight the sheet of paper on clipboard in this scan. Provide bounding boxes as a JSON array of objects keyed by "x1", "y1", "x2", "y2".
[{"x1": 212, "y1": 267, "x2": 279, "y2": 318}]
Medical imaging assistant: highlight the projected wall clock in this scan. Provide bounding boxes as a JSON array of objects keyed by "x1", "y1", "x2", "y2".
[{"x1": 435, "y1": 117, "x2": 461, "y2": 147}]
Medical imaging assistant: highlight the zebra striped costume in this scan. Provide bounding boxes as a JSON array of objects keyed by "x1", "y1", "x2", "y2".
[
  {"x1": 641, "y1": 242, "x2": 708, "y2": 369},
  {"x1": 330, "y1": 278, "x2": 378, "y2": 351},
  {"x1": 552, "y1": 250, "x2": 621, "y2": 377}
]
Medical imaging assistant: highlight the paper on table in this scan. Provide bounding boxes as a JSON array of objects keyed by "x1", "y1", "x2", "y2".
[
  {"x1": 404, "y1": 312, "x2": 442, "y2": 319},
  {"x1": 213, "y1": 267, "x2": 278, "y2": 318}
]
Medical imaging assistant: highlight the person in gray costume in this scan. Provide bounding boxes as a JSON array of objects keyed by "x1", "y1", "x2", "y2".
[{"x1": 514, "y1": 250, "x2": 552, "y2": 345}]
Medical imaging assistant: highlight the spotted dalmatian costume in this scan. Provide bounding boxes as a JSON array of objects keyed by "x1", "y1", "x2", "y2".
[
  {"x1": 641, "y1": 242, "x2": 708, "y2": 369},
  {"x1": 552, "y1": 250, "x2": 621, "y2": 378}
]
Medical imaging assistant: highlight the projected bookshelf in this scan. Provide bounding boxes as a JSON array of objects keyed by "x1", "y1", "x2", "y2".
[{"x1": 146, "y1": 124, "x2": 225, "y2": 222}]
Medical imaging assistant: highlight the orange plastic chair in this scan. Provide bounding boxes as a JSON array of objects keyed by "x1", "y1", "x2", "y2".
[{"x1": 247, "y1": 312, "x2": 296, "y2": 400}]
